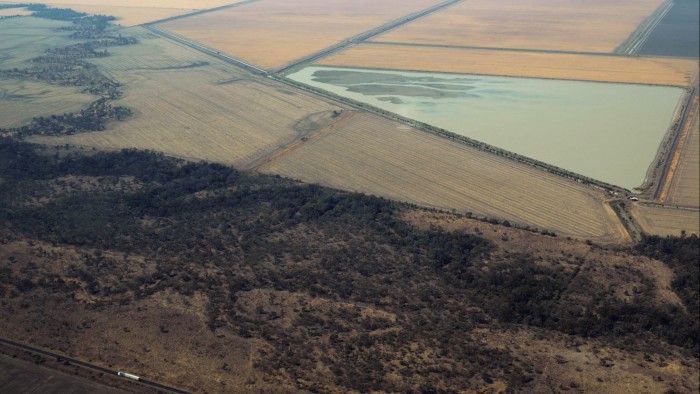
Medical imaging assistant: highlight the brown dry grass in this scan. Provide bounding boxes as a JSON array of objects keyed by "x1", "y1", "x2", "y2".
[
  {"x1": 260, "y1": 113, "x2": 629, "y2": 243},
  {"x1": 30, "y1": 28, "x2": 343, "y2": 168},
  {"x1": 0, "y1": 79, "x2": 95, "y2": 128},
  {"x1": 631, "y1": 203, "x2": 700, "y2": 236},
  {"x1": 374, "y1": 0, "x2": 665, "y2": 53},
  {"x1": 317, "y1": 44, "x2": 698, "y2": 86},
  {"x1": 158, "y1": 0, "x2": 442, "y2": 70}
]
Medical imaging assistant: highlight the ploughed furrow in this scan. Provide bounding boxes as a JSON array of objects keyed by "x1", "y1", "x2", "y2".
[{"x1": 261, "y1": 113, "x2": 626, "y2": 242}]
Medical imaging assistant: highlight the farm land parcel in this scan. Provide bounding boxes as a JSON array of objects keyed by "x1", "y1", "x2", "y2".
[
  {"x1": 287, "y1": 67, "x2": 685, "y2": 190},
  {"x1": 317, "y1": 44, "x2": 698, "y2": 87},
  {"x1": 0, "y1": 0, "x2": 243, "y2": 26},
  {"x1": 372, "y1": 0, "x2": 665, "y2": 53},
  {"x1": 157, "y1": 0, "x2": 443, "y2": 70}
]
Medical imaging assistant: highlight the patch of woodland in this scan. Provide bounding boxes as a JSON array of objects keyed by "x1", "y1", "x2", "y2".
[
  {"x1": 0, "y1": 6, "x2": 135, "y2": 137},
  {"x1": 0, "y1": 140, "x2": 698, "y2": 392}
]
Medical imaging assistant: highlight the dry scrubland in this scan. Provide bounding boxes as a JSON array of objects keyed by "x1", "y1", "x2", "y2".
[
  {"x1": 261, "y1": 113, "x2": 627, "y2": 242},
  {"x1": 158, "y1": 0, "x2": 442, "y2": 70},
  {"x1": 631, "y1": 204, "x2": 700, "y2": 237},
  {"x1": 318, "y1": 44, "x2": 698, "y2": 86},
  {"x1": 373, "y1": 0, "x2": 664, "y2": 53},
  {"x1": 31, "y1": 28, "x2": 343, "y2": 168}
]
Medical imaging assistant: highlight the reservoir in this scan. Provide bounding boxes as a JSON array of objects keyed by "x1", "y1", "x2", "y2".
[{"x1": 287, "y1": 66, "x2": 684, "y2": 190}]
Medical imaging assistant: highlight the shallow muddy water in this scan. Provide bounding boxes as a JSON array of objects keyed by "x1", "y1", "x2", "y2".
[{"x1": 287, "y1": 67, "x2": 684, "y2": 189}]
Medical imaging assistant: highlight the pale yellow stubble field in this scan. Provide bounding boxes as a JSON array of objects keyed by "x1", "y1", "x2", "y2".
[
  {"x1": 0, "y1": 0, "x2": 243, "y2": 26},
  {"x1": 373, "y1": 0, "x2": 664, "y2": 53},
  {"x1": 0, "y1": 7, "x2": 31, "y2": 17},
  {"x1": 317, "y1": 44, "x2": 698, "y2": 86},
  {"x1": 30, "y1": 30, "x2": 343, "y2": 168},
  {"x1": 631, "y1": 204, "x2": 700, "y2": 237},
  {"x1": 159, "y1": 0, "x2": 442, "y2": 70},
  {"x1": 261, "y1": 113, "x2": 629, "y2": 243}
]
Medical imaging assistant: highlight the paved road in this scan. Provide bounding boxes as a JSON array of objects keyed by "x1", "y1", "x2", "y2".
[{"x1": 0, "y1": 338, "x2": 190, "y2": 394}]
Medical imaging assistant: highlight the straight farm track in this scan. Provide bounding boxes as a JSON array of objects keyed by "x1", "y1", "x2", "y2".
[{"x1": 260, "y1": 113, "x2": 629, "y2": 243}]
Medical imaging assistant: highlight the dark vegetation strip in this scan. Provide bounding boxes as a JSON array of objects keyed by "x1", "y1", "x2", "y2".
[
  {"x1": 0, "y1": 139, "x2": 698, "y2": 365},
  {"x1": 0, "y1": 5, "x2": 136, "y2": 137}
]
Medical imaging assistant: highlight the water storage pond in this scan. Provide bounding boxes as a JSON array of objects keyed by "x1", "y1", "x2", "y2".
[{"x1": 287, "y1": 66, "x2": 684, "y2": 190}]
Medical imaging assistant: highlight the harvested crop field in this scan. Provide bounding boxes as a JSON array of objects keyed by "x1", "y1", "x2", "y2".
[
  {"x1": 0, "y1": 79, "x2": 95, "y2": 129},
  {"x1": 0, "y1": 17, "x2": 75, "y2": 69},
  {"x1": 631, "y1": 204, "x2": 700, "y2": 237},
  {"x1": 30, "y1": 28, "x2": 343, "y2": 168},
  {"x1": 0, "y1": 0, "x2": 243, "y2": 26},
  {"x1": 158, "y1": 0, "x2": 442, "y2": 70},
  {"x1": 317, "y1": 44, "x2": 698, "y2": 87},
  {"x1": 260, "y1": 113, "x2": 628, "y2": 242},
  {"x1": 0, "y1": 7, "x2": 30, "y2": 17},
  {"x1": 373, "y1": 0, "x2": 664, "y2": 53},
  {"x1": 665, "y1": 100, "x2": 700, "y2": 207}
]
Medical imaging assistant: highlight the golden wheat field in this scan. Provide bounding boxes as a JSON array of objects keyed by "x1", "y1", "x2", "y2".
[
  {"x1": 158, "y1": 0, "x2": 442, "y2": 70},
  {"x1": 373, "y1": 0, "x2": 664, "y2": 53},
  {"x1": 260, "y1": 113, "x2": 628, "y2": 243},
  {"x1": 666, "y1": 101, "x2": 700, "y2": 207},
  {"x1": 631, "y1": 204, "x2": 700, "y2": 236},
  {"x1": 317, "y1": 44, "x2": 697, "y2": 86},
  {"x1": 30, "y1": 28, "x2": 343, "y2": 168}
]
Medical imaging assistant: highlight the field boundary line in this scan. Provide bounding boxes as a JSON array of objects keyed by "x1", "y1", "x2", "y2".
[
  {"x1": 367, "y1": 41, "x2": 628, "y2": 57},
  {"x1": 615, "y1": 0, "x2": 673, "y2": 55},
  {"x1": 141, "y1": 0, "x2": 259, "y2": 27}
]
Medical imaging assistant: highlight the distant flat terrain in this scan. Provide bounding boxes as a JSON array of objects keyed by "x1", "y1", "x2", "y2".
[
  {"x1": 158, "y1": 0, "x2": 443, "y2": 70},
  {"x1": 317, "y1": 43, "x2": 698, "y2": 86},
  {"x1": 371, "y1": 0, "x2": 664, "y2": 53}
]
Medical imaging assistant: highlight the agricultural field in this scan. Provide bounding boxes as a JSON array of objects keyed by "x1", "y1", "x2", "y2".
[
  {"x1": 158, "y1": 0, "x2": 443, "y2": 70},
  {"x1": 0, "y1": 79, "x2": 95, "y2": 129},
  {"x1": 29, "y1": 27, "x2": 343, "y2": 168},
  {"x1": 631, "y1": 204, "x2": 700, "y2": 237},
  {"x1": 372, "y1": 0, "x2": 665, "y2": 53},
  {"x1": 0, "y1": 7, "x2": 30, "y2": 17},
  {"x1": 0, "y1": 0, "x2": 243, "y2": 26},
  {"x1": 638, "y1": 0, "x2": 700, "y2": 58},
  {"x1": 317, "y1": 44, "x2": 698, "y2": 86},
  {"x1": 0, "y1": 16, "x2": 76, "y2": 69},
  {"x1": 260, "y1": 113, "x2": 628, "y2": 243},
  {"x1": 665, "y1": 100, "x2": 700, "y2": 207}
]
